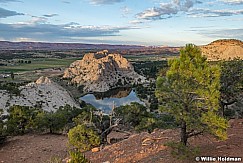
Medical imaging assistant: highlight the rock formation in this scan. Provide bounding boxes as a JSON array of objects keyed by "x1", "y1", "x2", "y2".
[
  {"x1": 63, "y1": 51, "x2": 146, "y2": 92},
  {"x1": 200, "y1": 39, "x2": 243, "y2": 61},
  {"x1": 35, "y1": 76, "x2": 52, "y2": 84},
  {"x1": 0, "y1": 76, "x2": 80, "y2": 112}
]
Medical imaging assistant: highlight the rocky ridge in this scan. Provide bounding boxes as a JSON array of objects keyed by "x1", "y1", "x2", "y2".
[
  {"x1": 0, "y1": 76, "x2": 80, "y2": 112},
  {"x1": 200, "y1": 39, "x2": 243, "y2": 61},
  {"x1": 63, "y1": 51, "x2": 146, "y2": 92}
]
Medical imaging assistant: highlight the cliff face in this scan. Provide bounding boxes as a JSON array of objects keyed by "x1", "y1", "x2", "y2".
[
  {"x1": 63, "y1": 51, "x2": 145, "y2": 92},
  {"x1": 200, "y1": 39, "x2": 243, "y2": 61}
]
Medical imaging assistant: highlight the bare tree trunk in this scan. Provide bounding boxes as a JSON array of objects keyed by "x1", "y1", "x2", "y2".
[
  {"x1": 181, "y1": 120, "x2": 187, "y2": 146},
  {"x1": 101, "y1": 124, "x2": 118, "y2": 143}
]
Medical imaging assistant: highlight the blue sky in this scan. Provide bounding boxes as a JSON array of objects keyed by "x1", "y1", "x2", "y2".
[{"x1": 0, "y1": 0, "x2": 242, "y2": 46}]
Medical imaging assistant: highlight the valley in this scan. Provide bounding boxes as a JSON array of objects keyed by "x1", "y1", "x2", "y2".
[{"x1": 0, "y1": 39, "x2": 243, "y2": 163}]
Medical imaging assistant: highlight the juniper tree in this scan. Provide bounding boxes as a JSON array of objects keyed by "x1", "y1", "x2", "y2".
[
  {"x1": 68, "y1": 124, "x2": 100, "y2": 152},
  {"x1": 156, "y1": 44, "x2": 228, "y2": 146},
  {"x1": 220, "y1": 58, "x2": 243, "y2": 117}
]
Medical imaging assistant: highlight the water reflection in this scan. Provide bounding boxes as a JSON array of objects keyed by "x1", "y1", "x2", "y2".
[
  {"x1": 80, "y1": 87, "x2": 144, "y2": 113},
  {"x1": 93, "y1": 87, "x2": 132, "y2": 100}
]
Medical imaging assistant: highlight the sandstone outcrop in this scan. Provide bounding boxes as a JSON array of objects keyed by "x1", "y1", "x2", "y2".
[
  {"x1": 200, "y1": 39, "x2": 243, "y2": 61},
  {"x1": 63, "y1": 51, "x2": 146, "y2": 92},
  {"x1": 35, "y1": 76, "x2": 52, "y2": 84},
  {"x1": 0, "y1": 76, "x2": 80, "y2": 112}
]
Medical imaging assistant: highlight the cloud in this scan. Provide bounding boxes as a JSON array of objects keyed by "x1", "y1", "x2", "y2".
[
  {"x1": 89, "y1": 0, "x2": 125, "y2": 5},
  {"x1": 61, "y1": 0, "x2": 71, "y2": 4},
  {"x1": 188, "y1": 8, "x2": 243, "y2": 17},
  {"x1": 219, "y1": 0, "x2": 243, "y2": 5},
  {"x1": 43, "y1": 14, "x2": 59, "y2": 18},
  {"x1": 136, "y1": 0, "x2": 200, "y2": 21},
  {"x1": 29, "y1": 16, "x2": 48, "y2": 24},
  {"x1": 121, "y1": 6, "x2": 131, "y2": 17},
  {"x1": 137, "y1": 4, "x2": 178, "y2": 20},
  {"x1": 129, "y1": 19, "x2": 147, "y2": 24},
  {"x1": 135, "y1": 0, "x2": 242, "y2": 22},
  {"x1": 0, "y1": 0, "x2": 20, "y2": 3},
  {"x1": 0, "y1": 7, "x2": 24, "y2": 18},
  {"x1": 0, "y1": 22, "x2": 138, "y2": 42},
  {"x1": 199, "y1": 28, "x2": 243, "y2": 40}
]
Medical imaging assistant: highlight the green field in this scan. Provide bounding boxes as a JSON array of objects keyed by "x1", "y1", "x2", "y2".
[
  {"x1": 0, "y1": 58, "x2": 80, "y2": 73},
  {"x1": 0, "y1": 55, "x2": 173, "y2": 73}
]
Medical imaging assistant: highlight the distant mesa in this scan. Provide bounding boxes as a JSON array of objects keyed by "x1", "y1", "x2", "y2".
[
  {"x1": 0, "y1": 41, "x2": 144, "y2": 50},
  {"x1": 200, "y1": 39, "x2": 243, "y2": 61},
  {"x1": 63, "y1": 50, "x2": 146, "y2": 92}
]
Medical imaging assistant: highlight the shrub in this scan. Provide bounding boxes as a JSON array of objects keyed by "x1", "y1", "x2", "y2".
[
  {"x1": 68, "y1": 125, "x2": 100, "y2": 152},
  {"x1": 47, "y1": 156, "x2": 62, "y2": 163},
  {"x1": 34, "y1": 111, "x2": 67, "y2": 134},
  {"x1": 115, "y1": 102, "x2": 170, "y2": 132},
  {"x1": 69, "y1": 149, "x2": 90, "y2": 163},
  {"x1": 34, "y1": 105, "x2": 82, "y2": 134},
  {"x1": 6, "y1": 105, "x2": 40, "y2": 135},
  {"x1": 0, "y1": 118, "x2": 7, "y2": 144}
]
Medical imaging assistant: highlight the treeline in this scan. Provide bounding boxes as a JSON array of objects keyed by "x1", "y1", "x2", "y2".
[
  {"x1": 0, "y1": 102, "x2": 175, "y2": 162},
  {"x1": 17, "y1": 60, "x2": 32, "y2": 64},
  {"x1": 133, "y1": 60, "x2": 168, "y2": 79},
  {"x1": 0, "y1": 103, "x2": 175, "y2": 140},
  {"x1": 0, "y1": 103, "x2": 173, "y2": 141},
  {"x1": 0, "y1": 50, "x2": 84, "y2": 60}
]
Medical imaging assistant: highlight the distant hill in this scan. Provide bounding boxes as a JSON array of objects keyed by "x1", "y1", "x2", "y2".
[
  {"x1": 0, "y1": 41, "x2": 145, "y2": 50},
  {"x1": 3, "y1": 39, "x2": 243, "y2": 60},
  {"x1": 200, "y1": 39, "x2": 243, "y2": 61}
]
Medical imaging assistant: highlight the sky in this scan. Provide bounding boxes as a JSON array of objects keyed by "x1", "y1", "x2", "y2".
[{"x1": 0, "y1": 0, "x2": 242, "y2": 46}]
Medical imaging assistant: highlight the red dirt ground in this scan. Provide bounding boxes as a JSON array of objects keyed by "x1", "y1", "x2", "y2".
[{"x1": 0, "y1": 119, "x2": 243, "y2": 163}]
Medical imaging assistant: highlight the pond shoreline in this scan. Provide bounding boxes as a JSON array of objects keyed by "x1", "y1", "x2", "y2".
[{"x1": 80, "y1": 87, "x2": 144, "y2": 113}]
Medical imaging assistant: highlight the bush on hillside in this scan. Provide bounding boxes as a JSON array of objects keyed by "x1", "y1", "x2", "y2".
[{"x1": 68, "y1": 124, "x2": 100, "y2": 152}]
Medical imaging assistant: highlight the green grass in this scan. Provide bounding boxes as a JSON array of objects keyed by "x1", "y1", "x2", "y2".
[
  {"x1": 0, "y1": 58, "x2": 79, "y2": 73},
  {"x1": 0, "y1": 55, "x2": 176, "y2": 73}
]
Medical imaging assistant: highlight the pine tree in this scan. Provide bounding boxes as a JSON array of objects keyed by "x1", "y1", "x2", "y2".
[
  {"x1": 220, "y1": 58, "x2": 243, "y2": 117},
  {"x1": 156, "y1": 44, "x2": 228, "y2": 146}
]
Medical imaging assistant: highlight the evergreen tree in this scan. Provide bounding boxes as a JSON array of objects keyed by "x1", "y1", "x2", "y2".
[
  {"x1": 0, "y1": 109, "x2": 7, "y2": 144},
  {"x1": 220, "y1": 58, "x2": 243, "y2": 117},
  {"x1": 156, "y1": 44, "x2": 228, "y2": 146},
  {"x1": 68, "y1": 124, "x2": 100, "y2": 152},
  {"x1": 6, "y1": 105, "x2": 39, "y2": 135},
  {"x1": 34, "y1": 110, "x2": 67, "y2": 134}
]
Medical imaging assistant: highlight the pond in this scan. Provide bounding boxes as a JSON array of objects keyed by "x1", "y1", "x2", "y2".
[{"x1": 80, "y1": 87, "x2": 144, "y2": 113}]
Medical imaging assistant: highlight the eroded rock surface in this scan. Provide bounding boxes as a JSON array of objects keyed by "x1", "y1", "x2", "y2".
[
  {"x1": 63, "y1": 51, "x2": 145, "y2": 92},
  {"x1": 200, "y1": 39, "x2": 243, "y2": 61},
  {"x1": 0, "y1": 76, "x2": 80, "y2": 112}
]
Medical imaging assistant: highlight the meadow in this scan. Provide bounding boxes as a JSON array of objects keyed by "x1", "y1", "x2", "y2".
[{"x1": 0, "y1": 58, "x2": 80, "y2": 73}]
